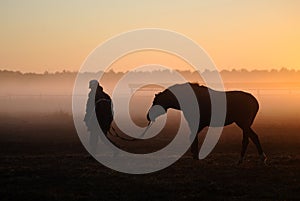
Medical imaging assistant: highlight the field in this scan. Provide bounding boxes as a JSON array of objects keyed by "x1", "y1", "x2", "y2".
[
  {"x1": 1, "y1": 71, "x2": 300, "y2": 200},
  {"x1": 1, "y1": 112, "x2": 300, "y2": 201}
]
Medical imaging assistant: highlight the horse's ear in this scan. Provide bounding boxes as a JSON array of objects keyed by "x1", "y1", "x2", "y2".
[{"x1": 155, "y1": 94, "x2": 157, "y2": 97}]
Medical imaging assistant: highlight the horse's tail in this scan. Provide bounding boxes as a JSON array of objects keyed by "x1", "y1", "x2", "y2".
[{"x1": 248, "y1": 93, "x2": 260, "y2": 125}]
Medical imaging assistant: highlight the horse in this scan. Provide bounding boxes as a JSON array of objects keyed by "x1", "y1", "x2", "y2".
[{"x1": 146, "y1": 82, "x2": 267, "y2": 164}]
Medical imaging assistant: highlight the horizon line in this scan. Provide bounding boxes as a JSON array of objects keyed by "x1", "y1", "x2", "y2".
[{"x1": 0, "y1": 67, "x2": 299, "y2": 75}]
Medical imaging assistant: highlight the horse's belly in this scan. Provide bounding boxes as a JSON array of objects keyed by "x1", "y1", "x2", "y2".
[
  {"x1": 223, "y1": 117, "x2": 234, "y2": 126},
  {"x1": 209, "y1": 118, "x2": 234, "y2": 127}
]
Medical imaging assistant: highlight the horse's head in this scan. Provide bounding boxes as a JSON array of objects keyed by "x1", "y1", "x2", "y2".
[{"x1": 146, "y1": 89, "x2": 179, "y2": 122}]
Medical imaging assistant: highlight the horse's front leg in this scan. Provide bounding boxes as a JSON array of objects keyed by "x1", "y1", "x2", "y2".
[
  {"x1": 189, "y1": 125, "x2": 204, "y2": 160},
  {"x1": 190, "y1": 134, "x2": 199, "y2": 159},
  {"x1": 185, "y1": 111, "x2": 204, "y2": 160}
]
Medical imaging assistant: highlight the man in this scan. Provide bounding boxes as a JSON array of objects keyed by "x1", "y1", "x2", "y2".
[{"x1": 84, "y1": 80, "x2": 119, "y2": 154}]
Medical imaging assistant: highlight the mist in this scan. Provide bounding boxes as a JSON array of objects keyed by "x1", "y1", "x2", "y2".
[{"x1": 0, "y1": 69, "x2": 300, "y2": 127}]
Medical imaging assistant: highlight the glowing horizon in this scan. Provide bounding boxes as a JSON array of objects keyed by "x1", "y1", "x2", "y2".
[{"x1": 0, "y1": 1, "x2": 299, "y2": 73}]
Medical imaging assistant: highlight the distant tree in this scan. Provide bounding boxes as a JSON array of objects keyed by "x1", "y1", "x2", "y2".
[
  {"x1": 270, "y1": 69, "x2": 278, "y2": 73},
  {"x1": 240, "y1": 68, "x2": 249, "y2": 73},
  {"x1": 279, "y1": 67, "x2": 289, "y2": 73}
]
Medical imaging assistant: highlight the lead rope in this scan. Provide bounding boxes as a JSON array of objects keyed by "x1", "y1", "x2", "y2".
[
  {"x1": 95, "y1": 99, "x2": 153, "y2": 141},
  {"x1": 109, "y1": 126, "x2": 136, "y2": 141},
  {"x1": 138, "y1": 121, "x2": 153, "y2": 138},
  {"x1": 109, "y1": 121, "x2": 153, "y2": 141},
  {"x1": 95, "y1": 98, "x2": 137, "y2": 141}
]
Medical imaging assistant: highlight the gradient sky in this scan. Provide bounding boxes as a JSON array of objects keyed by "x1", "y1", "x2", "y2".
[{"x1": 0, "y1": 0, "x2": 299, "y2": 73}]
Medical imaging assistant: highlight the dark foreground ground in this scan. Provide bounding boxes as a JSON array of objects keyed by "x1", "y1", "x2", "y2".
[{"x1": 1, "y1": 113, "x2": 300, "y2": 201}]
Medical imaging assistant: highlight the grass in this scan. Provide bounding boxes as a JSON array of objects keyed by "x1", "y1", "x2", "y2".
[{"x1": 0, "y1": 113, "x2": 300, "y2": 201}]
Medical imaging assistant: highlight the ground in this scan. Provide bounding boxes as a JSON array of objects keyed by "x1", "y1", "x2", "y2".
[{"x1": 1, "y1": 113, "x2": 300, "y2": 201}]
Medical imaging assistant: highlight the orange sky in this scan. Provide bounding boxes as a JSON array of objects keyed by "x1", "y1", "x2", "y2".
[
  {"x1": 0, "y1": 1, "x2": 300, "y2": 73},
  {"x1": 108, "y1": 50, "x2": 195, "y2": 72}
]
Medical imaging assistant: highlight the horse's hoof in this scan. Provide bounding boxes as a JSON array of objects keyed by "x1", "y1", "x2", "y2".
[
  {"x1": 262, "y1": 157, "x2": 268, "y2": 165},
  {"x1": 260, "y1": 153, "x2": 267, "y2": 165},
  {"x1": 236, "y1": 159, "x2": 244, "y2": 165}
]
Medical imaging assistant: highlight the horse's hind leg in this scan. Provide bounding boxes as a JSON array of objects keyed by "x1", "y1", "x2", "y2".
[
  {"x1": 238, "y1": 131, "x2": 249, "y2": 164},
  {"x1": 247, "y1": 128, "x2": 267, "y2": 163},
  {"x1": 237, "y1": 121, "x2": 266, "y2": 164}
]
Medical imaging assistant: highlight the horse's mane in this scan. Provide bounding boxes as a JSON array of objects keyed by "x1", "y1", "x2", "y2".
[
  {"x1": 189, "y1": 82, "x2": 207, "y2": 90},
  {"x1": 167, "y1": 82, "x2": 207, "y2": 92},
  {"x1": 154, "y1": 82, "x2": 208, "y2": 99}
]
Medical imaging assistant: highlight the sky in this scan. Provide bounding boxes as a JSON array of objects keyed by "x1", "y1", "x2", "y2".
[{"x1": 0, "y1": 0, "x2": 300, "y2": 73}]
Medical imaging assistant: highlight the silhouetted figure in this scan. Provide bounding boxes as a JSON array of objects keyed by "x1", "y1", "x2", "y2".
[
  {"x1": 84, "y1": 80, "x2": 119, "y2": 154},
  {"x1": 146, "y1": 83, "x2": 267, "y2": 164}
]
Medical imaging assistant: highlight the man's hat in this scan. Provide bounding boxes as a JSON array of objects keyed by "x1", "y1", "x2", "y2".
[{"x1": 89, "y1": 80, "x2": 99, "y2": 88}]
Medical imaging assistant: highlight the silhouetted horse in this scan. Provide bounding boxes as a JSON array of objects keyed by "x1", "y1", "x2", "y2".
[{"x1": 146, "y1": 83, "x2": 267, "y2": 164}]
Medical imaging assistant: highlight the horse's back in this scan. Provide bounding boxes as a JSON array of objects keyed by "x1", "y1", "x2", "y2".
[
  {"x1": 226, "y1": 91, "x2": 259, "y2": 111},
  {"x1": 170, "y1": 83, "x2": 259, "y2": 127}
]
